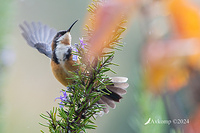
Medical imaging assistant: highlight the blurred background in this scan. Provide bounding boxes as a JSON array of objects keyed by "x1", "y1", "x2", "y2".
[{"x1": 1, "y1": 0, "x2": 200, "y2": 133}]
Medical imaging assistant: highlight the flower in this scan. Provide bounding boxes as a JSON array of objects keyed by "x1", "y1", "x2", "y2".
[
  {"x1": 79, "y1": 38, "x2": 87, "y2": 49},
  {"x1": 168, "y1": 0, "x2": 200, "y2": 38},
  {"x1": 85, "y1": 0, "x2": 134, "y2": 58},
  {"x1": 55, "y1": 91, "x2": 69, "y2": 108},
  {"x1": 142, "y1": 0, "x2": 200, "y2": 93},
  {"x1": 72, "y1": 45, "x2": 78, "y2": 61},
  {"x1": 72, "y1": 38, "x2": 87, "y2": 61}
]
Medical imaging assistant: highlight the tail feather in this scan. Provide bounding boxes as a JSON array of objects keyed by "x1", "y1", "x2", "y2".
[
  {"x1": 107, "y1": 86, "x2": 127, "y2": 95},
  {"x1": 97, "y1": 99, "x2": 109, "y2": 114},
  {"x1": 110, "y1": 77, "x2": 128, "y2": 83},
  {"x1": 112, "y1": 82, "x2": 129, "y2": 89},
  {"x1": 98, "y1": 77, "x2": 129, "y2": 114},
  {"x1": 102, "y1": 88, "x2": 122, "y2": 102},
  {"x1": 101, "y1": 96, "x2": 116, "y2": 109}
]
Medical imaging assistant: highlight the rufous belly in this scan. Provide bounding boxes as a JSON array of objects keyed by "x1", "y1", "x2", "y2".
[
  {"x1": 51, "y1": 61, "x2": 73, "y2": 86},
  {"x1": 51, "y1": 56, "x2": 79, "y2": 86}
]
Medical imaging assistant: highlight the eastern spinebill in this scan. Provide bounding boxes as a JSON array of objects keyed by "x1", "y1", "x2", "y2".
[{"x1": 19, "y1": 20, "x2": 129, "y2": 113}]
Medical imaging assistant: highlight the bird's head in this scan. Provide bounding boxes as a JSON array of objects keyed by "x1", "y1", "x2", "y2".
[{"x1": 52, "y1": 20, "x2": 78, "y2": 50}]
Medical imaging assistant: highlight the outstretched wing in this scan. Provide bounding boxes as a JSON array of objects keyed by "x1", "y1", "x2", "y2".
[{"x1": 19, "y1": 21, "x2": 57, "y2": 58}]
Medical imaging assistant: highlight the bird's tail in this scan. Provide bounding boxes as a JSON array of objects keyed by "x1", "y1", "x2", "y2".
[{"x1": 97, "y1": 77, "x2": 129, "y2": 113}]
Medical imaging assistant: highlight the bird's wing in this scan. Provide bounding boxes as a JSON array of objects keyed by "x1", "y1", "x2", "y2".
[{"x1": 19, "y1": 21, "x2": 57, "y2": 58}]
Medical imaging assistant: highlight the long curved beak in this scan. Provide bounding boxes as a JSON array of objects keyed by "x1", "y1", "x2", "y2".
[
  {"x1": 67, "y1": 20, "x2": 78, "y2": 32},
  {"x1": 60, "y1": 20, "x2": 78, "y2": 45}
]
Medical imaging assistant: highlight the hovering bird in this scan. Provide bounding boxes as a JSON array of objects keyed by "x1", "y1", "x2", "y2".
[{"x1": 19, "y1": 20, "x2": 129, "y2": 113}]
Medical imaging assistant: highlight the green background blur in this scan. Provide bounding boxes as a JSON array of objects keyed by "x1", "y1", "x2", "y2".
[{"x1": 0, "y1": 0, "x2": 166, "y2": 133}]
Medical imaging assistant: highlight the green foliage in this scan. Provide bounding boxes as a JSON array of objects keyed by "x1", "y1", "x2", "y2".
[
  {"x1": 40, "y1": 0, "x2": 127, "y2": 132},
  {"x1": 40, "y1": 40, "x2": 122, "y2": 133}
]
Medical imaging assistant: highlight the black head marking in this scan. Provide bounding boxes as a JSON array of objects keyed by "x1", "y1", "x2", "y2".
[
  {"x1": 53, "y1": 30, "x2": 67, "y2": 43},
  {"x1": 52, "y1": 30, "x2": 67, "y2": 50},
  {"x1": 52, "y1": 20, "x2": 78, "y2": 49}
]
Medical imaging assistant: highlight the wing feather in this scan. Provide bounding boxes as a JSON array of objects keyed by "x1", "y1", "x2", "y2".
[
  {"x1": 24, "y1": 21, "x2": 38, "y2": 44},
  {"x1": 31, "y1": 22, "x2": 39, "y2": 43},
  {"x1": 47, "y1": 28, "x2": 57, "y2": 44},
  {"x1": 20, "y1": 21, "x2": 57, "y2": 58},
  {"x1": 36, "y1": 22, "x2": 42, "y2": 42},
  {"x1": 43, "y1": 25, "x2": 49, "y2": 42}
]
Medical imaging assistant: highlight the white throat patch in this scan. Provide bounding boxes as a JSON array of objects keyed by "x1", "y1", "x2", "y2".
[
  {"x1": 55, "y1": 43, "x2": 72, "y2": 74},
  {"x1": 55, "y1": 43, "x2": 71, "y2": 63}
]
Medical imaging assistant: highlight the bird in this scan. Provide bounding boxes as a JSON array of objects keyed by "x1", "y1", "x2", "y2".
[{"x1": 19, "y1": 20, "x2": 129, "y2": 113}]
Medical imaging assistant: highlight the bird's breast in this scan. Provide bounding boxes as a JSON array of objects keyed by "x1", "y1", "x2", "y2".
[
  {"x1": 51, "y1": 60, "x2": 73, "y2": 86},
  {"x1": 51, "y1": 43, "x2": 79, "y2": 86},
  {"x1": 55, "y1": 43, "x2": 71, "y2": 63}
]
